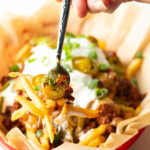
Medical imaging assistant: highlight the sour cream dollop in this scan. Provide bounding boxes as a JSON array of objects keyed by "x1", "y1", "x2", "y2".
[{"x1": 1, "y1": 36, "x2": 108, "y2": 109}]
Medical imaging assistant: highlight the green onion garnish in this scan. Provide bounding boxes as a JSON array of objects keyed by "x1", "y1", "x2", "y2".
[
  {"x1": 28, "y1": 58, "x2": 37, "y2": 63},
  {"x1": 99, "y1": 64, "x2": 109, "y2": 71},
  {"x1": 88, "y1": 43, "x2": 96, "y2": 50},
  {"x1": 63, "y1": 64, "x2": 72, "y2": 73},
  {"x1": 42, "y1": 56, "x2": 50, "y2": 66},
  {"x1": 47, "y1": 78, "x2": 56, "y2": 85},
  {"x1": 36, "y1": 129, "x2": 43, "y2": 138},
  {"x1": 88, "y1": 51, "x2": 97, "y2": 60},
  {"x1": 54, "y1": 130, "x2": 62, "y2": 146},
  {"x1": 95, "y1": 88, "x2": 108, "y2": 98},
  {"x1": 88, "y1": 79, "x2": 99, "y2": 89},
  {"x1": 10, "y1": 64, "x2": 20, "y2": 72},
  {"x1": 2, "y1": 81, "x2": 11, "y2": 91},
  {"x1": 34, "y1": 86, "x2": 40, "y2": 91},
  {"x1": 0, "y1": 97, "x2": 4, "y2": 113},
  {"x1": 66, "y1": 33, "x2": 75, "y2": 38},
  {"x1": 72, "y1": 43, "x2": 80, "y2": 49},
  {"x1": 136, "y1": 52, "x2": 143, "y2": 59},
  {"x1": 131, "y1": 78, "x2": 138, "y2": 87},
  {"x1": 63, "y1": 38, "x2": 73, "y2": 61}
]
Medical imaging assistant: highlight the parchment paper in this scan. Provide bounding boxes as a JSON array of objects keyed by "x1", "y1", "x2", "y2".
[{"x1": 0, "y1": 1, "x2": 150, "y2": 149}]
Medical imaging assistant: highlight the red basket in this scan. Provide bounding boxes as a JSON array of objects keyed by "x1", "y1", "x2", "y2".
[
  {"x1": 116, "y1": 128, "x2": 145, "y2": 150},
  {"x1": 0, "y1": 128, "x2": 145, "y2": 150}
]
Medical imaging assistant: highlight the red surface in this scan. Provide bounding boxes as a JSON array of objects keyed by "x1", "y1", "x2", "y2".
[
  {"x1": 0, "y1": 128, "x2": 145, "y2": 150},
  {"x1": 116, "y1": 128, "x2": 145, "y2": 150},
  {"x1": 0, "y1": 136, "x2": 15, "y2": 150}
]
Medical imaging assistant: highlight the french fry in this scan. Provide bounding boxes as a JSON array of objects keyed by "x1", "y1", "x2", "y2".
[
  {"x1": 56, "y1": 98, "x2": 66, "y2": 106},
  {"x1": 67, "y1": 104, "x2": 100, "y2": 118},
  {"x1": 26, "y1": 128, "x2": 45, "y2": 150},
  {"x1": 124, "y1": 112, "x2": 134, "y2": 119},
  {"x1": 79, "y1": 124, "x2": 107, "y2": 146},
  {"x1": 40, "y1": 128, "x2": 50, "y2": 150},
  {"x1": 15, "y1": 44, "x2": 33, "y2": 62},
  {"x1": 20, "y1": 74, "x2": 46, "y2": 110},
  {"x1": 61, "y1": 103, "x2": 67, "y2": 118},
  {"x1": 97, "y1": 39, "x2": 106, "y2": 50},
  {"x1": 46, "y1": 100, "x2": 56, "y2": 108},
  {"x1": 13, "y1": 77, "x2": 24, "y2": 90},
  {"x1": 11, "y1": 107, "x2": 27, "y2": 121},
  {"x1": 88, "y1": 136, "x2": 106, "y2": 147},
  {"x1": 126, "y1": 58, "x2": 143, "y2": 79},
  {"x1": 77, "y1": 117, "x2": 85, "y2": 129},
  {"x1": 17, "y1": 73, "x2": 54, "y2": 143},
  {"x1": 68, "y1": 117, "x2": 76, "y2": 127},
  {"x1": 9, "y1": 73, "x2": 55, "y2": 143},
  {"x1": 135, "y1": 105, "x2": 142, "y2": 116},
  {"x1": 44, "y1": 114, "x2": 54, "y2": 143},
  {"x1": 9, "y1": 72, "x2": 46, "y2": 110},
  {"x1": 9, "y1": 72, "x2": 20, "y2": 77},
  {"x1": 15, "y1": 96, "x2": 43, "y2": 117}
]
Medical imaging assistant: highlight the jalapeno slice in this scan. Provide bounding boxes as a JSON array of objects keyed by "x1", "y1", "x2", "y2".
[
  {"x1": 43, "y1": 85, "x2": 65, "y2": 100},
  {"x1": 72, "y1": 56, "x2": 98, "y2": 75},
  {"x1": 32, "y1": 74, "x2": 46, "y2": 87}
]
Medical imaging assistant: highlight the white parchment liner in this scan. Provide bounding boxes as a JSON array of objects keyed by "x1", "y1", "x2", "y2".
[{"x1": 0, "y1": 1, "x2": 150, "y2": 149}]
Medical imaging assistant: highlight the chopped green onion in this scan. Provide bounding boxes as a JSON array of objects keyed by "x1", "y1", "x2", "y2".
[
  {"x1": 131, "y1": 78, "x2": 138, "y2": 87},
  {"x1": 42, "y1": 76, "x2": 47, "y2": 84},
  {"x1": 42, "y1": 76, "x2": 55, "y2": 85},
  {"x1": 63, "y1": 38, "x2": 73, "y2": 61},
  {"x1": 54, "y1": 130, "x2": 62, "y2": 146},
  {"x1": 88, "y1": 79, "x2": 99, "y2": 89},
  {"x1": 136, "y1": 52, "x2": 143, "y2": 59},
  {"x1": 72, "y1": 43, "x2": 80, "y2": 49},
  {"x1": 0, "y1": 97, "x2": 4, "y2": 113},
  {"x1": 23, "y1": 131, "x2": 27, "y2": 137},
  {"x1": 42, "y1": 56, "x2": 50, "y2": 66},
  {"x1": 88, "y1": 43, "x2": 96, "y2": 50},
  {"x1": 98, "y1": 64, "x2": 109, "y2": 71},
  {"x1": 2, "y1": 81, "x2": 11, "y2": 91},
  {"x1": 35, "y1": 129, "x2": 43, "y2": 138},
  {"x1": 88, "y1": 51, "x2": 97, "y2": 60},
  {"x1": 46, "y1": 78, "x2": 56, "y2": 85},
  {"x1": 108, "y1": 64, "x2": 121, "y2": 76},
  {"x1": 95, "y1": 88, "x2": 108, "y2": 98},
  {"x1": 66, "y1": 33, "x2": 75, "y2": 38},
  {"x1": 34, "y1": 86, "x2": 40, "y2": 91},
  {"x1": 28, "y1": 58, "x2": 37, "y2": 63},
  {"x1": 63, "y1": 64, "x2": 73, "y2": 73},
  {"x1": 76, "y1": 35, "x2": 88, "y2": 38},
  {"x1": 10, "y1": 64, "x2": 20, "y2": 72}
]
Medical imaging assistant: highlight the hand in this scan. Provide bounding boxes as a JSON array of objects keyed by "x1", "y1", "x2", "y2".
[
  {"x1": 57, "y1": 0, "x2": 123, "y2": 18},
  {"x1": 57, "y1": 0, "x2": 150, "y2": 18}
]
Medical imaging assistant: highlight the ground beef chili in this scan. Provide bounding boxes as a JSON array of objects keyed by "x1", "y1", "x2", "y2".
[
  {"x1": 64, "y1": 86, "x2": 75, "y2": 102},
  {"x1": 96, "y1": 104, "x2": 119, "y2": 124},
  {"x1": 84, "y1": 104, "x2": 119, "y2": 133},
  {"x1": 116, "y1": 78, "x2": 142, "y2": 108},
  {"x1": 0, "y1": 76, "x2": 12, "y2": 86},
  {"x1": 97, "y1": 71, "x2": 119, "y2": 96},
  {"x1": 104, "y1": 125, "x2": 116, "y2": 137},
  {"x1": 16, "y1": 89, "x2": 23, "y2": 96},
  {"x1": 2, "y1": 102, "x2": 25, "y2": 133}
]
